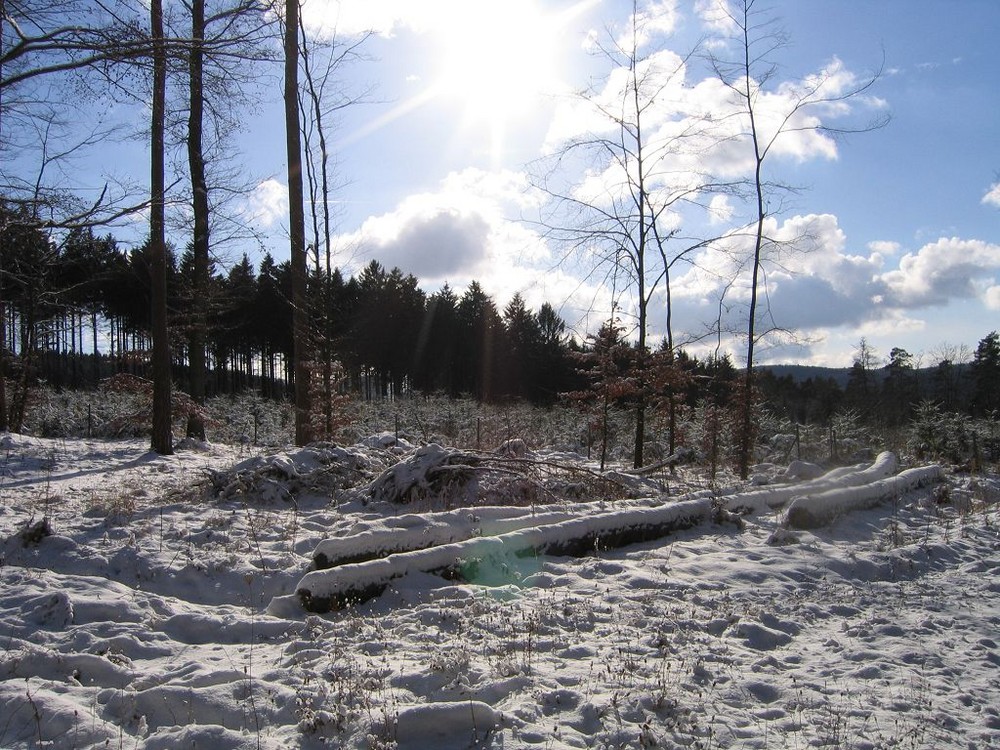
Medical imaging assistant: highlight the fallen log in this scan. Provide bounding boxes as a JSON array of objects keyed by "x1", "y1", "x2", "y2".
[
  {"x1": 724, "y1": 451, "x2": 899, "y2": 514},
  {"x1": 311, "y1": 506, "x2": 578, "y2": 569},
  {"x1": 783, "y1": 464, "x2": 944, "y2": 530},
  {"x1": 295, "y1": 496, "x2": 715, "y2": 613}
]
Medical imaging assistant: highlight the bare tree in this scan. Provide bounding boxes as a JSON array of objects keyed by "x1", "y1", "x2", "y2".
[
  {"x1": 149, "y1": 0, "x2": 172, "y2": 455},
  {"x1": 706, "y1": 0, "x2": 887, "y2": 477},
  {"x1": 298, "y1": 21, "x2": 370, "y2": 438},
  {"x1": 175, "y1": 0, "x2": 272, "y2": 439},
  {"x1": 183, "y1": 0, "x2": 209, "y2": 440},
  {"x1": 534, "y1": 3, "x2": 729, "y2": 468},
  {"x1": 1, "y1": 0, "x2": 144, "y2": 432},
  {"x1": 283, "y1": 0, "x2": 310, "y2": 445},
  {"x1": 0, "y1": 0, "x2": 156, "y2": 229}
]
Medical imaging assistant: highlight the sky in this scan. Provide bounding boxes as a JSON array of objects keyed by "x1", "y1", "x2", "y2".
[{"x1": 89, "y1": 0, "x2": 1000, "y2": 367}]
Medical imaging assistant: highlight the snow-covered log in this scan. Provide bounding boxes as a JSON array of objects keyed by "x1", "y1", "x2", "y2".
[
  {"x1": 295, "y1": 497, "x2": 715, "y2": 612},
  {"x1": 312, "y1": 506, "x2": 578, "y2": 569},
  {"x1": 784, "y1": 465, "x2": 944, "y2": 530},
  {"x1": 725, "y1": 451, "x2": 899, "y2": 514}
]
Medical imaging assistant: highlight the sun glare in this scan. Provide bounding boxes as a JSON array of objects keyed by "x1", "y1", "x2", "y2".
[
  {"x1": 434, "y1": 1, "x2": 563, "y2": 135},
  {"x1": 339, "y1": 1, "x2": 596, "y2": 156}
]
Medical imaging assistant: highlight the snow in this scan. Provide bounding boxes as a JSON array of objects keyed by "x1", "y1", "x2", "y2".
[{"x1": 1, "y1": 430, "x2": 999, "y2": 748}]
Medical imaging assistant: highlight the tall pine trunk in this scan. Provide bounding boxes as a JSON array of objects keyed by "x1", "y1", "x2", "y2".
[
  {"x1": 185, "y1": 0, "x2": 208, "y2": 440},
  {"x1": 149, "y1": 0, "x2": 173, "y2": 455},
  {"x1": 0, "y1": 0, "x2": 9, "y2": 431},
  {"x1": 284, "y1": 0, "x2": 311, "y2": 445}
]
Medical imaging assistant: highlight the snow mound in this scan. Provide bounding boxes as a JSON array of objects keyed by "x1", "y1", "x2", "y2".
[
  {"x1": 783, "y1": 459, "x2": 825, "y2": 480},
  {"x1": 393, "y1": 700, "x2": 500, "y2": 750},
  {"x1": 2, "y1": 433, "x2": 992, "y2": 750},
  {"x1": 293, "y1": 452, "x2": 948, "y2": 612},
  {"x1": 724, "y1": 450, "x2": 900, "y2": 514},
  {"x1": 311, "y1": 505, "x2": 579, "y2": 569},
  {"x1": 205, "y1": 443, "x2": 389, "y2": 503},
  {"x1": 368, "y1": 443, "x2": 480, "y2": 505},
  {"x1": 365, "y1": 442, "x2": 658, "y2": 508},
  {"x1": 360, "y1": 432, "x2": 416, "y2": 452}
]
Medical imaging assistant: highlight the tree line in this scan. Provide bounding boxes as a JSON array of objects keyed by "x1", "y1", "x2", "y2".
[
  {"x1": 0, "y1": 215, "x2": 583, "y2": 413},
  {"x1": 755, "y1": 336, "x2": 1000, "y2": 428},
  {"x1": 4, "y1": 209, "x2": 1000, "y2": 458}
]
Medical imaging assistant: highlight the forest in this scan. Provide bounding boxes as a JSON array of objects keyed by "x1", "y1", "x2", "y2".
[{"x1": 4, "y1": 211, "x2": 1000, "y2": 463}]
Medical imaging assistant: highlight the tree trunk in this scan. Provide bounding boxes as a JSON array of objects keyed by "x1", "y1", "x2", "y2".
[
  {"x1": 185, "y1": 0, "x2": 208, "y2": 440},
  {"x1": 299, "y1": 30, "x2": 338, "y2": 438},
  {"x1": 285, "y1": 0, "x2": 312, "y2": 445},
  {"x1": 0, "y1": 299, "x2": 7, "y2": 432},
  {"x1": 630, "y1": 42, "x2": 648, "y2": 470},
  {"x1": 738, "y1": 5, "x2": 765, "y2": 481},
  {"x1": 0, "y1": 0, "x2": 5, "y2": 430},
  {"x1": 91, "y1": 308, "x2": 99, "y2": 384},
  {"x1": 149, "y1": 0, "x2": 173, "y2": 455}
]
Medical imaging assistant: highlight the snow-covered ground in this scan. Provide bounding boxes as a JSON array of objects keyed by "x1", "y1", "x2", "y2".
[{"x1": 1, "y1": 431, "x2": 998, "y2": 749}]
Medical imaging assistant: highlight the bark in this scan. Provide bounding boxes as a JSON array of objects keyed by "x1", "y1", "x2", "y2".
[
  {"x1": 284, "y1": 0, "x2": 311, "y2": 445},
  {"x1": 0, "y1": 0, "x2": 8, "y2": 431},
  {"x1": 186, "y1": 0, "x2": 208, "y2": 440},
  {"x1": 299, "y1": 26, "x2": 336, "y2": 438},
  {"x1": 149, "y1": 0, "x2": 173, "y2": 455},
  {"x1": 0, "y1": 299, "x2": 7, "y2": 432}
]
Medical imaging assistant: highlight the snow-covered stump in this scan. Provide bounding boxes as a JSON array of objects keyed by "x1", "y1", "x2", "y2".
[
  {"x1": 294, "y1": 497, "x2": 716, "y2": 613},
  {"x1": 783, "y1": 464, "x2": 945, "y2": 530}
]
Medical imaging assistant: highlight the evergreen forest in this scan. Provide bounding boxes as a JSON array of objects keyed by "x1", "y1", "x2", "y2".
[{"x1": 4, "y1": 214, "x2": 1000, "y2": 460}]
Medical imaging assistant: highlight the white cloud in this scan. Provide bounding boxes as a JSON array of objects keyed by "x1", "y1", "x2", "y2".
[
  {"x1": 707, "y1": 195, "x2": 734, "y2": 224},
  {"x1": 878, "y1": 237, "x2": 1000, "y2": 308},
  {"x1": 985, "y1": 286, "x2": 1000, "y2": 311},
  {"x1": 362, "y1": 208, "x2": 491, "y2": 278},
  {"x1": 247, "y1": 179, "x2": 289, "y2": 229},
  {"x1": 334, "y1": 168, "x2": 631, "y2": 331},
  {"x1": 300, "y1": 0, "x2": 453, "y2": 37},
  {"x1": 982, "y1": 182, "x2": 1000, "y2": 208},
  {"x1": 618, "y1": 1, "x2": 680, "y2": 50},
  {"x1": 694, "y1": 0, "x2": 736, "y2": 35},
  {"x1": 340, "y1": 168, "x2": 551, "y2": 291},
  {"x1": 865, "y1": 240, "x2": 899, "y2": 270},
  {"x1": 868, "y1": 240, "x2": 900, "y2": 256},
  {"x1": 661, "y1": 213, "x2": 887, "y2": 343},
  {"x1": 545, "y1": 45, "x2": 869, "y2": 203},
  {"x1": 647, "y1": 215, "x2": 1000, "y2": 364}
]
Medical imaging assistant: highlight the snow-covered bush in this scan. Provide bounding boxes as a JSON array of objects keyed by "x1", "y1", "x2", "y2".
[
  {"x1": 753, "y1": 409, "x2": 879, "y2": 466},
  {"x1": 908, "y1": 400, "x2": 1000, "y2": 466},
  {"x1": 204, "y1": 392, "x2": 294, "y2": 446},
  {"x1": 19, "y1": 385, "x2": 296, "y2": 444}
]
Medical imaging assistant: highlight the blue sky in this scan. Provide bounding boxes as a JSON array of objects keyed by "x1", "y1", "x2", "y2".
[{"x1": 115, "y1": 1, "x2": 1000, "y2": 367}]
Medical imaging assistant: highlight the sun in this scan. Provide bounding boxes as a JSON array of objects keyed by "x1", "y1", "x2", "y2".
[
  {"x1": 339, "y1": 1, "x2": 593, "y2": 155},
  {"x1": 432, "y1": 1, "x2": 564, "y2": 136}
]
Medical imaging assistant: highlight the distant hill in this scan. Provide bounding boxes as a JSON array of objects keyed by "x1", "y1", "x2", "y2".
[
  {"x1": 758, "y1": 364, "x2": 855, "y2": 388},
  {"x1": 760, "y1": 362, "x2": 973, "y2": 392}
]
